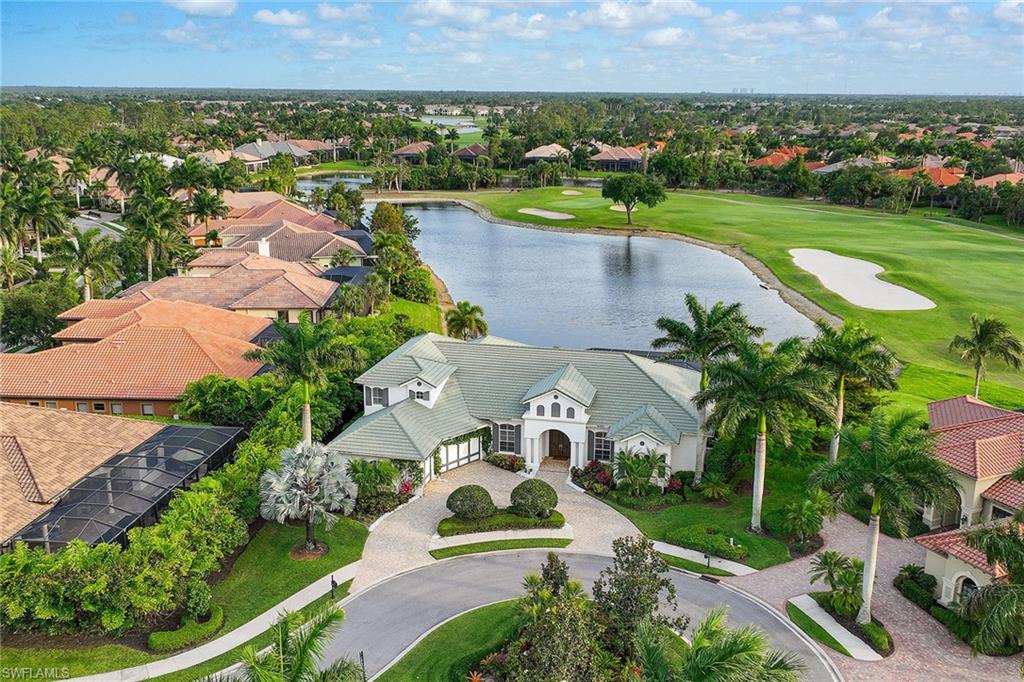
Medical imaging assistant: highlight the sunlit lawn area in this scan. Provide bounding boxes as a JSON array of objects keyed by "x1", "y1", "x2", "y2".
[
  {"x1": 786, "y1": 601, "x2": 852, "y2": 657},
  {"x1": 296, "y1": 159, "x2": 373, "y2": 174},
  {"x1": 429, "y1": 538, "x2": 572, "y2": 560},
  {"x1": 384, "y1": 297, "x2": 443, "y2": 334}
]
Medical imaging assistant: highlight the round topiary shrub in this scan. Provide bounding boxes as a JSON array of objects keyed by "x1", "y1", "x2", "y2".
[
  {"x1": 446, "y1": 484, "x2": 496, "y2": 520},
  {"x1": 510, "y1": 478, "x2": 558, "y2": 518}
]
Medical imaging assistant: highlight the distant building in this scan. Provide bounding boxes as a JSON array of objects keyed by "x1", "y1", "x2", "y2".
[
  {"x1": 974, "y1": 172, "x2": 1024, "y2": 189},
  {"x1": 590, "y1": 146, "x2": 643, "y2": 172},
  {"x1": 453, "y1": 143, "x2": 489, "y2": 163},
  {"x1": 392, "y1": 141, "x2": 434, "y2": 163},
  {"x1": 747, "y1": 145, "x2": 811, "y2": 170},
  {"x1": 524, "y1": 143, "x2": 569, "y2": 164},
  {"x1": 233, "y1": 140, "x2": 312, "y2": 166},
  {"x1": 184, "y1": 219, "x2": 365, "y2": 268}
]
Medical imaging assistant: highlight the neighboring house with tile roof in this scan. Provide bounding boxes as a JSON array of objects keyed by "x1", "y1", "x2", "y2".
[
  {"x1": 233, "y1": 140, "x2": 311, "y2": 164},
  {"x1": 453, "y1": 143, "x2": 489, "y2": 163},
  {"x1": 747, "y1": 145, "x2": 812, "y2": 170},
  {"x1": 524, "y1": 143, "x2": 570, "y2": 164},
  {"x1": 184, "y1": 220, "x2": 365, "y2": 268},
  {"x1": 590, "y1": 146, "x2": 644, "y2": 172},
  {"x1": 892, "y1": 165, "x2": 965, "y2": 188},
  {"x1": 974, "y1": 172, "x2": 1024, "y2": 189},
  {"x1": 187, "y1": 199, "x2": 343, "y2": 245},
  {"x1": 0, "y1": 325, "x2": 265, "y2": 417},
  {"x1": 914, "y1": 395, "x2": 1024, "y2": 606},
  {"x1": 325, "y1": 334, "x2": 701, "y2": 480},
  {"x1": 392, "y1": 141, "x2": 434, "y2": 163}
]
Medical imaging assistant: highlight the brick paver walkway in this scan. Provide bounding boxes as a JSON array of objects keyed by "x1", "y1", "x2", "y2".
[{"x1": 725, "y1": 514, "x2": 1023, "y2": 681}]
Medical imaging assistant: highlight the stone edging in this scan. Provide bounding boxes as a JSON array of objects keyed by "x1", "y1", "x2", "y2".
[
  {"x1": 428, "y1": 523, "x2": 574, "y2": 550},
  {"x1": 368, "y1": 493, "x2": 422, "y2": 532},
  {"x1": 788, "y1": 594, "x2": 882, "y2": 662}
]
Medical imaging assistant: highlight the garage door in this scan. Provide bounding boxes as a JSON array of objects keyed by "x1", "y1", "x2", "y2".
[{"x1": 440, "y1": 437, "x2": 481, "y2": 472}]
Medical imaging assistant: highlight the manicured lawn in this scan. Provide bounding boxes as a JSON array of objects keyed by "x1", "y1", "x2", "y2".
[
  {"x1": 786, "y1": 601, "x2": 852, "y2": 657},
  {"x1": 295, "y1": 159, "x2": 373, "y2": 175},
  {"x1": 660, "y1": 553, "x2": 735, "y2": 577},
  {"x1": 1, "y1": 520, "x2": 366, "y2": 678},
  {"x1": 890, "y1": 363, "x2": 1024, "y2": 415},
  {"x1": 376, "y1": 600, "x2": 524, "y2": 682},
  {"x1": 430, "y1": 538, "x2": 572, "y2": 560},
  {"x1": 437, "y1": 510, "x2": 566, "y2": 537},
  {"x1": 429, "y1": 187, "x2": 1023, "y2": 392},
  {"x1": 383, "y1": 297, "x2": 443, "y2": 334},
  {"x1": 603, "y1": 462, "x2": 814, "y2": 570}
]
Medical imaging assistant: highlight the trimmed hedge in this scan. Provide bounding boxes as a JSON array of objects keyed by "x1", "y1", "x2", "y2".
[
  {"x1": 929, "y1": 605, "x2": 1022, "y2": 656},
  {"x1": 860, "y1": 622, "x2": 891, "y2": 654},
  {"x1": 665, "y1": 524, "x2": 749, "y2": 561},
  {"x1": 437, "y1": 510, "x2": 566, "y2": 538},
  {"x1": 607, "y1": 489, "x2": 682, "y2": 511},
  {"x1": 446, "y1": 485, "x2": 497, "y2": 521},
  {"x1": 510, "y1": 479, "x2": 558, "y2": 518},
  {"x1": 484, "y1": 453, "x2": 525, "y2": 473},
  {"x1": 147, "y1": 605, "x2": 224, "y2": 652}
]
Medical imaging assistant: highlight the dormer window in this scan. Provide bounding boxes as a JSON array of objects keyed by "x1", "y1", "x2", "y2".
[
  {"x1": 537, "y1": 404, "x2": 545, "y2": 416},
  {"x1": 566, "y1": 407, "x2": 575, "y2": 419},
  {"x1": 415, "y1": 390, "x2": 430, "y2": 401},
  {"x1": 369, "y1": 387, "x2": 387, "y2": 406},
  {"x1": 551, "y1": 403, "x2": 561, "y2": 418}
]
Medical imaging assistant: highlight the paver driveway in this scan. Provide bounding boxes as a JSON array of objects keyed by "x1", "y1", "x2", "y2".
[{"x1": 350, "y1": 461, "x2": 638, "y2": 592}]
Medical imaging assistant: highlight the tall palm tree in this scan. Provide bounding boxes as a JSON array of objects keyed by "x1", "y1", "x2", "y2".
[
  {"x1": 125, "y1": 195, "x2": 180, "y2": 281},
  {"x1": 168, "y1": 155, "x2": 208, "y2": 202},
  {"x1": 361, "y1": 271, "x2": 389, "y2": 314},
  {"x1": 652, "y1": 295, "x2": 764, "y2": 483},
  {"x1": 634, "y1": 608, "x2": 804, "y2": 682},
  {"x1": 205, "y1": 162, "x2": 240, "y2": 196},
  {"x1": 962, "y1": 468, "x2": 1024, "y2": 671},
  {"x1": 244, "y1": 313, "x2": 364, "y2": 445},
  {"x1": 445, "y1": 300, "x2": 488, "y2": 340},
  {"x1": 811, "y1": 410, "x2": 957, "y2": 625},
  {"x1": 236, "y1": 604, "x2": 363, "y2": 682},
  {"x1": 17, "y1": 186, "x2": 66, "y2": 262},
  {"x1": 332, "y1": 282, "x2": 366, "y2": 319},
  {"x1": 63, "y1": 158, "x2": 90, "y2": 209},
  {"x1": 188, "y1": 189, "x2": 228, "y2": 234},
  {"x1": 45, "y1": 226, "x2": 120, "y2": 301},
  {"x1": 0, "y1": 245, "x2": 34, "y2": 290},
  {"x1": 309, "y1": 186, "x2": 328, "y2": 212},
  {"x1": 949, "y1": 314, "x2": 1023, "y2": 398},
  {"x1": 694, "y1": 338, "x2": 834, "y2": 532},
  {"x1": 445, "y1": 127, "x2": 460, "y2": 152},
  {"x1": 808, "y1": 320, "x2": 898, "y2": 463}
]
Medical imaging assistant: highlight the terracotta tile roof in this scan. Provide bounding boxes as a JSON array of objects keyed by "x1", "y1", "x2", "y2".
[
  {"x1": 747, "y1": 146, "x2": 813, "y2": 169},
  {"x1": 288, "y1": 139, "x2": 334, "y2": 152},
  {"x1": 975, "y1": 172, "x2": 1024, "y2": 189},
  {"x1": 393, "y1": 141, "x2": 434, "y2": 156},
  {"x1": 453, "y1": 144, "x2": 488, "y2": 158},
  {"x1": 591, "y1": 146, "x2": 644, "y2": 162},
  {"x1": 893, "y1": 166, "x2": 965, "y2": 187},
  {"x1": 58, "y1": 297, "x2": 148, "y2": 321},
  {"x1": 524, "y1": 143, "x2": 569, "y2": 160},
  {"x1": 928, "y1": 395, "x2": 1017, "y2": 429},
  {"x1": 982, "y1": 476, "x2": 1024, "y2": 511},
  {"x1": 0, "y1": 404, "x2": 161, "y2": 541},
  {"x1": 236, "y1": 232, "x2": 363, "y2": 262},
  {"x1": 53, "y1": 299, "x2": 271, "y2": 343},
  {"x1": 916, "y1": 525, "x2": 1009, "y2": 578},
  {"x1": 0, "y1": 326, "x2": 264, "y2": 401},
  {"x1": 186, "y1": 249, "x2": 253, "y2": 268},
  {"x1": 191, "y1": 200, "x2": 343, "y2": 237}
]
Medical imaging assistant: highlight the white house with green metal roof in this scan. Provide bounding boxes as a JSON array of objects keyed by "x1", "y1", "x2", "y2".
[{"x1": 325, "y1": 333, "x2": 703, "y2": 479}]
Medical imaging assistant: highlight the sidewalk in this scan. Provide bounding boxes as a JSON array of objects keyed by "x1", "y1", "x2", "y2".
[
  {"x1": 428, "y1": 524, "x2": 574, "y2": 550},
  {"x1": 652, "y1": 540, "x2": 758, "y2": 576}
]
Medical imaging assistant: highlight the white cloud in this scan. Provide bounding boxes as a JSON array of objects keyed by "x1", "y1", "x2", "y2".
[
  {"x1": 864, "y1": 7, "x2": 944, "y2": 41},
  {"x1": 319, "y1": 33, "x2": 381, "y2": 48},
  {"x1": 253, "y1": 9, "x2": 308, "y2": 27},
  {"x1": 408, "y1": 0, "x2": 489, "y2": 27},
  {"x1": 994, "y1": 0, "x2": 1024, "y2": 25},
  {"x1": 811, "y1": 15, "x2": 840, "y2": 32},
  {"x1": 564, "y1": 58, "x2": 584, "y2": 71},
  {"x1": 161, "y1": 19, "x2": 200, "y2": 43},
  {"x1": 289, "y1": 28, "x2": 314, "y2": 40},
  {"x1": 947, "y1": 5, "x2": 970, "y2": 22},
  {"x1": 454, "y1": 51, "x2": 483, "y2": 64},
  {"x1": 316, "y1": 3, "x2": 371, "y2": 22},
  {"x1": 584, "y1": 0, "x2": 709, "y2": 30},
  {"x1": 780, "y1": 5, "x2": 802, "y2": 16},
  {"x1": 163, "y1": 0, "x2": 236, "y2": 18},
  {"x1": 490, "y1": 12, "x2": 551, "y2": 40},
  {"x1": 312, "y1": 50, "x2": 334, "y2": 61},
  {"x1": 644, "y1": 27, "x2": 693, "y2": 47},
  {"x1": 378, "y1": 63, "x2": 405, "y2": 73}
]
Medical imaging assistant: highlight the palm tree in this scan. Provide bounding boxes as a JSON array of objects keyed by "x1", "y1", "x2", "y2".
[
  {"x1": 244, "y1": 313, "x2": 364, "y2": 445},
  {"x1": 236, "y1": 604, "x2": 363, "y2": 682},
  {"x1": 333, "y1": 282, "x2": 366, "y2": 319},
  {"x1": 949, "y1": 314, "x2": 1023, "y2": 398},
  {"x1": 694, "y1": 338, "x2": 834, "y2": 532},
  {"x1": 168, "y1": 155, "x2": 208, "y2": 202},
  {"x1": 445, "y1": 127, "x2": 460, "y2": 152},
  {"x1": 811, "y1": 410, "x2": 957, "y2": 625},
  {"x1": 63, "y1": 158, "x2": 90, "y2": 209},
  {"x1": 125, "y1": 196, "x2": 180, "y2": 281},
  {"x1": 445, "y1": 300, "x2": 488, "y2": 340},
  {"x1": 0, "y1": 245, "x2": 34, "y2": 290},
  {"x1": 188, "y1": 189, "x2": 228, "y2": 234},
  {"x1": 17, "y1": 186, "x2": 66, "y2": 262},
  {"x1": 652, "y1": 295, "x2": 764, "y2": 483},
  {"x1": 45, "y1": 226, "x2": 119, "y2": 301},
  {"x1": 808, "y1": 320, "x2": 898, "y2": 463},
  {"x1": 962, "y1": 468, "x2": 1024, "y2": 669},
  {"x1": 634, "y1": 608, "x2": 804, "y2": 682},
  {"x1": 205, "y1": 162, "x2": 240, "y2": 196},
  {"x1": 310, "y1": 186, "x2": 328, "y2": 212}
]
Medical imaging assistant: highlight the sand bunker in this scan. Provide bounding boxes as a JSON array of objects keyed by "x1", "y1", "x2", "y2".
[
  {"x1": 790, "y1": 248, "x2": 935, "y2": 311},
  {"x1": 561, "y1": 190, "x2": 583, "y2": 195},
  {"x1": 609, "y1": 204, "x2": 635, "y2": 212},
  {"x1": 518, "y1": 207, "x2": 575, "y2": 220}
]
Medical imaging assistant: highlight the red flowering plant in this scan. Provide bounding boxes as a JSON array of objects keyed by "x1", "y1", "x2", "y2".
[{"x1": 398, "y1": 479, "x2": 414, "y2": 496}]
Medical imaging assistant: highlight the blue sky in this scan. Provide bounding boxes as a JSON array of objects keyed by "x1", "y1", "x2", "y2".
[{"x1": 2, "y1": 1, "x2": 1023, "y2": 94}]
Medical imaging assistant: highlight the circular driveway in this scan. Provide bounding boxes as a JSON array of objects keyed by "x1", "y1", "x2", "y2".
[{"x1": 325, "y1": 549, "x2": 840, "y2": 681}]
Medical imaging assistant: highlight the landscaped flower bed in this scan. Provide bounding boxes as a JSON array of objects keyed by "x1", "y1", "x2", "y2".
[
  {"x1": 665, "y1": 523, "x2": 749, "y2": 561},
  {"x1": 437, "y1": 510, "x2": 567, "y2": 537},
  {"x1": 485, "y1": 453, "x2": 525, "y2": 472},
  {"x1": 808, "y1": 591, "x2": 893, "y2": 657},
  {"x1": 440, "y1": 480, "x2": 563, "y2": 537}
]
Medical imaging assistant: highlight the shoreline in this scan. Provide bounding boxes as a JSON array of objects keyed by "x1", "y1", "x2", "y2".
[
  {"x1": 382, "y1": 194, "x2": 841, "y2": 328},
  {"x1": 422, "y1": 261, "x2": 453, "y2": 334}
]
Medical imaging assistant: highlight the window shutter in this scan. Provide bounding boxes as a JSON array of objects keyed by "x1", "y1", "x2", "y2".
[
  {"x1": 364, "y1": 386, "x2": 371, "y2": 405},
  {"x1": 382, "y1": 390, "x2": 389, "y2": 407},
  {"x1": 514, "y1": 424, "x2": 522, "y2": 455},
  {"x1": 587, "y1": 431, "x2": 595, "y2": 460},
  {"x1": 492, "y1": 423, "x2": 499, "y2": 452},
  {"x1": 609, "y1": 439, "x2": 615, "y2": 459}
]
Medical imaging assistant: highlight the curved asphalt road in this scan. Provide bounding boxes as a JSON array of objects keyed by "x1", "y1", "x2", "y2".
[{"x1": 324, "y1": 550, "x2": 841, "y2": 681}]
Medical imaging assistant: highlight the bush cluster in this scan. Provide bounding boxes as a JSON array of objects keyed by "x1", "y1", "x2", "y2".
[
  {"x1": 392, "y1": 267, "x2": 436, "y2": 304},
  {"x1": 510, "y1": 479, "x2": 558, "y2": 518},
  {"x1": 570, "y1": 460, "x2": 614, "y2": 495},
  {"x1": 860, "y1": 622, "x2": 891, "y2": 653},
  {"x1": 664, "y1": 524, "x2": 748, "y2": 561},
  {"x1": 147, "y1": 605, "x2": 225, "y2": 653},
  {"x1": 928, "y1": 604, "x2": 1021, "y2": 656},
  {"x1": 446, "y1": 485, "x2": 497, "y2": 520},
  {"x1": 892, "y1": 564, "x2": 937, "y2": 610},
  {"x1": 485, "y1": 453, "x2": 525, "y2": 473},
  {"x1": 352, "y1": 491, "x2": 407, "y2": 519},
  {"x1": 438, "y1": 510, "x2": 566, "y2": 537}
]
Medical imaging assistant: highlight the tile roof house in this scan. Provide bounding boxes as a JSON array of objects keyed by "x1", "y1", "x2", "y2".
[
  {"x1": 974, "y1": 172, "x2": 1024, "y2": 189},
  {"x1": 453, "y1": 143, "x2": 489, "y2": 163},
  {"x1": 916, "y1": 395, "x2": 1024, "y2": 606},
  {"x1": 747, "y1": 145, "x2": 812, "y2": 169},
  {"x1": 590, "y1": 146, "x2": 644, "y2": 172},
  {"x1": 524, "y1": 143, "x2": 570, "y2": 163},
  {"x1": 392, "y1": 141, "x2": 434, "y2": 163},
  {"x1": 233, "y1": 140, "x2": 312, "y2": 164},
  {"x1": 187, "y1": 199, "x2": 343, "y2": 245},
  {"x1": 0, "y1": 325, "x2": 264, "y2": 417},
  {"x1": 186, "y1": 220, "x2": 364, "y2": 267},
  {"x1": 326, "y1": 334, "x2": 701, "y2": 480},
  {"x1": 892, "y1": 166, "x2": 965, "y2": 188}
]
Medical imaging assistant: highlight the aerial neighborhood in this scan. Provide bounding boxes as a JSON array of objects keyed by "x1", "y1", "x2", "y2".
[{"x1": 1, "y1": 2, "x2": 1023, "y2": 682}]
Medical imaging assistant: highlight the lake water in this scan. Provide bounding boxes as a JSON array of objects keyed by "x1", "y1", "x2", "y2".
[
  {"x1": 420, "y1": 116, "x2": 482, "y2": 133},
  {"x1": 395, "y1": 202, "x2": 817, "y2": 349},
  {"x1": 297, "y1": 174, "x2": 372, "y2": 194}
]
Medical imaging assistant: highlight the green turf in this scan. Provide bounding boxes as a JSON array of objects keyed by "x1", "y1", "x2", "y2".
[
  {"x1": 660, "y1": 553, "x2": 735, "y2": 577},
  {"x1": 603, "y1": 461, "x2": 815, "y2": 569},
  {"x1": 427, "y1": 187, "x2": 1024, "y2": 391},
  {"x1": 429, "y1": 538, "x2": 572, "y2": 560},
  {"x1": 384, "y1": 297, "x2": 443, "y2": 334},
  {"x1": 785, "y1": 601, "x2": 852, "y2": 657},
  {"x1": 889, "y1": 363, "x2": 1024, "y2": 415},
  {"x1": 295, "y1": 160, "x2": 373, "y2": 174},
  {"x1": 0, "y1": 520, "x2": 366, "y2": 678},
  {"x1": 375, "y1": 600, "x2": 524, "y2": 682}
]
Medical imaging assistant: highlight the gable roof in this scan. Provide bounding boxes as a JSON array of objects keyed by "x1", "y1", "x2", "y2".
[
  {"x1": 522, "y1": 364, "x2": 597, "y2": 406},
  {"x1": 217, "y1": 220, "x2": 364, "y2": 261},
  {"x1": 233, "y1": 140, "x2": 311, "y2": 160},
  {"x1": 928, "y1": 396, "x2": 1024, "y2": 479},
  {"x1": 0, "y1": 404, "x2": 162, "y2": 542},
  {"x1": 982, "y1": 475, "x2": 1024, "y2": 512},
  {"x1": 0, "y1": 326, "x2": 264, "y2": 401},
  {"x1": 607, "y1": 403, "x2": 681, "y2": 443},
  {"x1": 590, "y1": 146, "x2": 643, "y2": 163},
  {"x1": 53, "y1": 299, "x2": 271, "y2": 343},
  {"x1": 916, "y1": 526, "x2": 1009, "y2": 578},
  {"x1": 454, "y1": 144, "x2": 488, "y2": 158},
  {"x1": 928, "y1": 395, "x2": 1017, "y2": 429},
  {"x1": 393, "y1": 141, "x2": 433, "y2": 156},
  {"x1": 525, "y1": 143, "x2": 569, "y2": 160}
]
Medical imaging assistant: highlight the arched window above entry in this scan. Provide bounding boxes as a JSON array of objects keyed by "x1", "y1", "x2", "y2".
[
  {"x1": 566, "y1": 407, "x2": 575, "y2": 419},
  {"x1": 537, "y1": 405, "x2": 545, "y2": 416},
  {"x1": 551, "y1": 403, "x2": 561, "y2": 418}
]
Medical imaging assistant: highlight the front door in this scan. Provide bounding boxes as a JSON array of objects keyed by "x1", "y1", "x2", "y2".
[{"x1": 547, "y1": 431, "x2": 571, "y2": 460}]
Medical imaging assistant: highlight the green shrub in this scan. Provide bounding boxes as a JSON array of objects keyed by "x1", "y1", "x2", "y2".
[
  {"x1": 353, "y1": 491, "x2": 406, "y2": 519},
  {"x1": 393, "y1": 267, "x2": 436, "y2": 304},
  {"x1": 895, "y1": 577, "x2": 935, "y2": 610},
  {"x1": 510, "y1": 479, "x2": 558, "y2": 518},
  {"x1": 147, "y1": 605, "x2": 224, "y2": 652},
  {"x1": 698, "y1": 472, "x2": 731, "y2": 501},
  {"x1": 437, "y1": 510, "x2": 566, "y2": 537},
  {"x1": 185, "y1": 579, "x2": 212, "y2": 620},
  {"x1": 485, "y1": 453, "x2": 525, "y2": 472},
  {"x1": 606, "y1": 489, "x2": 679, "y2": 511},
  {"x1": 447, "y1": 485, "x2": 497, "y2": 520},
  {"x1": 860, "y1": 622, "x2": 891, "y2": 653},
  {"x1": 665, "y1": 524, "x2": 748, "y2": 561}
]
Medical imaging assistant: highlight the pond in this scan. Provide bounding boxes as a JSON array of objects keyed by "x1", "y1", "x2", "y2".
[
  {"x1": 297, "y1": 174, "x2": 372, "y2": 194},
  {"x1": 393, "y1": 202, "x2": 817, "y2": 349},
  {"x1": 419, "y1": 116, "x2": 482, "y2": 133}
]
